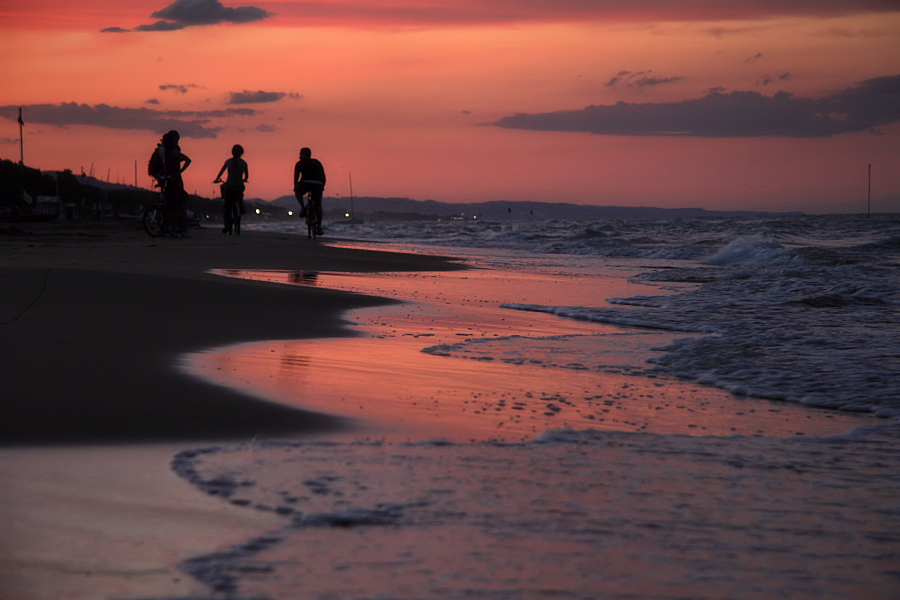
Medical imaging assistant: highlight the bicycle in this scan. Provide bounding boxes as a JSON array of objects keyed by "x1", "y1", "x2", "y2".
[
  {"x1": 230, "y1": 199, "x2": 242, "y2": 235},
  {"x1": 142, "y1": 181, "x2": 168, "y2": 237},
  {"x1": 222, "y1": 188, "x2": 242, "y2": 235},
  {"x1": 299, "y1": 191, "x2": 322, "y2": 240}
]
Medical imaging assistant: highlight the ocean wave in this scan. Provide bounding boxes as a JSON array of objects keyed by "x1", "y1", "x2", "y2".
[
  {"x1": 500, "y1": 248, "x2": 900, "y2": 420},
  {"x1": 252, "y1": 213, "x2": 900, "y2": 419}
]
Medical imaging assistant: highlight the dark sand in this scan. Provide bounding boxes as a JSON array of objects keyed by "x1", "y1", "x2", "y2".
[{"x1": 0, "y1": 221, "x2": 464, "y2": 445}]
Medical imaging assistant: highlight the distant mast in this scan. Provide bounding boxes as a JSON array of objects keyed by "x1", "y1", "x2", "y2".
[
  {"x1": 17, "y1": 107, "x2": 24, "y2": 165},
  {"x1": 349, "y1": 173, "x2": 355, "y2": 218}
]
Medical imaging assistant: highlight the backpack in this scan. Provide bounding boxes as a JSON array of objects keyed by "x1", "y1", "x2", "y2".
[{"x1": 148, "y1": 145, "x2": 164, "y2": 178}]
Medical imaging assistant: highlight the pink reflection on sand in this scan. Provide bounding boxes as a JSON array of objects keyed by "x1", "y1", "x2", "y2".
[{"x1": 183, "y1": 269, "x2": 867, "y2": 442}]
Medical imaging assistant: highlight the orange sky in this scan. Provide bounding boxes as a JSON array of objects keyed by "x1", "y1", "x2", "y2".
[{"x1": 1, "y1": 1, "x2": 899, "y2": 212}]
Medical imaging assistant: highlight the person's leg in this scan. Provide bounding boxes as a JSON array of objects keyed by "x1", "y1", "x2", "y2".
[
  {"x1": 166, "y1": 203, "x2": 177, "y2": 235},
  {"x1": 223, "y1": 196, "x2": 233, "y2": 233},
  {"x1": 234, "y1": 190, "x2": 242, "y2": 234},
  {"x1": 313, "y1": 188, "x2": 324, "y2": 234},
  {"x1": 294, "y1": 185, "x2": 308, "y2": 218},
  {"x1": 221, "y1": 185, "x2": 232, "y2": 232},
  {"x1": 164, "y1": 189, "x2": 177, "y2": 236},
  {"x1": 177, "y1": 191, "x2": 188, "y2": 235}
]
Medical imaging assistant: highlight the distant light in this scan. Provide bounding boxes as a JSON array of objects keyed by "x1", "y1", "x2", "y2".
[
  {"x1": 345, "y1": 212, "x2": 350, "y2": 218},
  {"x1": 288, "y1": 211, "x2": 293, "y2": 216},
  {"x1": 255, "y1": 208, "x2": 261, "y2": 214}
]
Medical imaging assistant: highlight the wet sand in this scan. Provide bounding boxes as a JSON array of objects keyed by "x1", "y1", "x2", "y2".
[
  {"x1": 190, "y1": 268, "x2": 866, "y2": 442},
  {"x1": 0, "y1": 220, "x2": 883, "y2": 599},
  {"x1": 0, "y1": 221, "x2": 462, "y2": 599}
]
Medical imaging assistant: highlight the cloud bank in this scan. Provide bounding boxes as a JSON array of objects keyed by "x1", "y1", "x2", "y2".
[
  {"x1": 102, "y1": 0, "x2": 270, "y2": 32},
  {"x1": 0, "y1": 103, "x2": 259, "y2": 139},
  {"x1": 492, "y1": 75, "x2": 900, "y2": 138}
]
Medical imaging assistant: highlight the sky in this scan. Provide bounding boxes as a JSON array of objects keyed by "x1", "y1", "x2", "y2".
[{"x1": 1, "y1": 0, "x2": 899, "y2": 212}]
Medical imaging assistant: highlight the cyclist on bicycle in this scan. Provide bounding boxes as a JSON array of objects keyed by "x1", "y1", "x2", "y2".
[
  {"x1": 293, "y1": 147, "x2": 326, "y2": 236},
  {"x1": 214, "y1": 144, "x2": 249, "y2": 235}
]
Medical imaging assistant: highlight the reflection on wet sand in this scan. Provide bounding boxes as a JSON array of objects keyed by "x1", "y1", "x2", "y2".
[{"x1": 185, "y1": 268, "x2": 868, "y2": 442}]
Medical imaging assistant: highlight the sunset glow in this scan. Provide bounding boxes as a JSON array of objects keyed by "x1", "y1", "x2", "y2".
[{"x1": 2, "y1": 1, "x2": 899, "y2": 211}]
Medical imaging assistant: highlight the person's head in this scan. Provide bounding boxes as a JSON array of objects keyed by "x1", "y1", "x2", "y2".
[
  {"x1": 232, "y1": 144, "x2": 244, "y2": 157},
  {"x1": 162, "y1": 130, "x2": 180, "y2": 149},
  {"x1": 299, "y1": 147, "x2": 311, "y2": 160}
]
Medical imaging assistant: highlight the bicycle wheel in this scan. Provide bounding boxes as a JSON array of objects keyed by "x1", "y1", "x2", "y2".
[
  {"x1": 143, "y1": 203, "x2": 166, "y2": 237},
  {"x1": 307, "y1": 211, "x2": 317, "y2": 240}
]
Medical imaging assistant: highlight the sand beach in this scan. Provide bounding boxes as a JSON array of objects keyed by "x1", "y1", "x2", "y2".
[{"x1": 1, "y1": 220, "x2": 897, "y2": 599}]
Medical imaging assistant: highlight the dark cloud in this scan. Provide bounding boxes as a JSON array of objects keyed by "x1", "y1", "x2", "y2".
[
  {"x1": 492, "y1": 75, "x2": 900, "y2": 138},
  {"x1": 605, "y1": 70, "x2": 683, "y2": 89},
  {"x1": 145, "y1": 99, "x2": 161, "y2": 105},
  {"x1": 103, "y1": 0, "x2": 270, "y2": 33},
  {"x1": 0, "y1": 103, "x2": 260, "y2": 139},
  {"x1": 160, "y1": 84, "x2": 200, "y2": 95},
  {"x1": 256, "y1": 124, "x2": 277, "y2": 132},
  {"x1": 635, "y1": 76, "x2": 684, "y2": 87},
  {"x1": 760, "y1": 73, "x2": 793, "y2": 86},
  {"x1": 745, "y1": 52, "x2": 764, "y2": 63},
  {"x1": 151, "y1": 0, "x2": 270, "y2": 25},
  {"x1": 134, "y1": 20, "x2": 186, "y2": 32},
  {"x1": 605, "y1": 70, "x2": 635, "y2": 88},
  {"x1": 227, "y1": 90, "x2": 301, "y2": 104}
]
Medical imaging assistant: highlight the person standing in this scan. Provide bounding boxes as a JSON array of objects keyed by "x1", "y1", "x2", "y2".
[
  {"x1": 293, "y1": 147, "x2": 326, "y2": 236},
  {"x1": 160, "y1": 130, "x2": 191, "y2": 237},
  {"x1": 214, "y1": 144, "x2": 249, "y2": 235}
]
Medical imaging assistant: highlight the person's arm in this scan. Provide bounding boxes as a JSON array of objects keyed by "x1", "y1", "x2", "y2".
[
  {"x1": 293, "y1": 162, "x2": 301, "y2": 189},
  {"x1": 213, "y1": 161, "x2": 227, "y2": 183},
  {"x1": 180, "y1": 153, "x2": 192, "y2": 173},
  {"x1": 242, "y1": 159, "x2": 249, "y2": 182}
]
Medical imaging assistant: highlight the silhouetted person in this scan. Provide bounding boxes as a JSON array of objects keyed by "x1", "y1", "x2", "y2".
[
  {"x1": 214, "y1": 144, "x2": 249, "y2": 235},
  {"x1": 293, "y1": 147, "x2": 326, "y2": 235},
  {"x1": 160, "y1": 130, "x2": 191, "y2": 237}
]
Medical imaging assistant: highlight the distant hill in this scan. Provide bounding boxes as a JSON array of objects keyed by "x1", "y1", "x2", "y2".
[{"x1": 270, "y1": 194, "x2": 805, "y2": 221}]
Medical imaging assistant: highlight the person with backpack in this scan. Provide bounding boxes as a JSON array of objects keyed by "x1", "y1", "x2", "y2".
[
  {"x1": 159, "y1": 130, "x2": 191, "y2": 237},
  {"x1": 213, "y1": 144, "x2": 249, "y2": 235},
  {"x1": 293, "y1": 147, "x2": 326, "y2": 236},
  {"x1": 148, "y1": 139, "x2": 165, "y2": 186}
]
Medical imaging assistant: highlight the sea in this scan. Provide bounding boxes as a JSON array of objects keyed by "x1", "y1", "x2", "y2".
[
  {"x1": 246, "y1": 212, "x2": 900, "y2": 421},
  {"x1": 168, "y1": 212, "x2": 900, "y2": 599}
]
